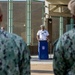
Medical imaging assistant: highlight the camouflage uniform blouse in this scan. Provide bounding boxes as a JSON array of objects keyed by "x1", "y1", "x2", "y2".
[
  {"x1": 0, "y1": 29, "x2": 30, "y2": 75},
  {"x1": 53, "y1": 28, "x2": 75, "y2": 75}
]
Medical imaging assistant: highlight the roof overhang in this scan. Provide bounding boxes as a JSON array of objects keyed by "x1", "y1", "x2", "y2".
[{"x1": 46, "y1": 0, "x2": 70, "y2": 5}]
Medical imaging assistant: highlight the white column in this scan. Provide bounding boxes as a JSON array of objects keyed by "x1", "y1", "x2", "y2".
[
  {"x1": 26, "y1": 0, "x2": 31, "y2": 45},
  {"x1": 7, "y1": 0, "x2": 13, "y2": 33},
  {"x1": 59, "y1": 7, "x2": 63, "y2": 37},
  {"x1": 45, "y1": 0, "x2": 49, "y2": 18}
]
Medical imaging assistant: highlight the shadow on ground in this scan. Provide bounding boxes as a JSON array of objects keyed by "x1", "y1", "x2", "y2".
[
  {"x1": 31, "y1": 57, "x2": 53, "y2": 61},
  {"x1": 31, "y1": 70, "x2": 53, "y2": 74}
]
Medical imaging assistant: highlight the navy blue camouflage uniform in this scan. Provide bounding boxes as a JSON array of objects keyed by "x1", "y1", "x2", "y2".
[
  {"x1": 0, "y1": 29, "x2": 30, "y2": 75},
  {"x1": 53, "y1": 28, "x2": 75, "y2": 75}
]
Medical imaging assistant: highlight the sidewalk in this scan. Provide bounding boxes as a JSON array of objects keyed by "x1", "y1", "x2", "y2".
[{"x1": 31, "y1": 54, "x2": 54, "y2": 75}]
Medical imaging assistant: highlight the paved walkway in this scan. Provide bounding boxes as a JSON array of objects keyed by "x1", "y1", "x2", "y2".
[{"x1": 31, "y1": 55, "x2": 54, "y2": 75}]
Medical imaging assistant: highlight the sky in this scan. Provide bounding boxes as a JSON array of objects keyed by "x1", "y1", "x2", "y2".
[{"x1": 0, "y1": 0, "x2": 44, "y2": 1}]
